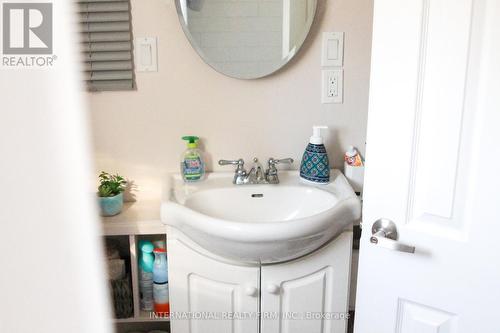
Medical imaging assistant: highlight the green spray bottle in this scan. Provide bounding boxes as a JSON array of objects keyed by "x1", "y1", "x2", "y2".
[{"x1": 180, "y1": 136, "x2": 205, "y2": 182}]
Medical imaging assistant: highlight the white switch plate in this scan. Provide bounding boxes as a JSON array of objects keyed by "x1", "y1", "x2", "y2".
[
  {"x1": 134, "y1": 37, "x2": 158, "y2": 72},
  {"x1": 321, "y1": 32, "x2": 344, "y2": 67},
  {"x1": 322, "y1": 69, "x2": 343, "y2": 104}
]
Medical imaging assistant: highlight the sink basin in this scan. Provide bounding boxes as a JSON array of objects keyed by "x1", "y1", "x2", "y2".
[{"x1": 161, "y1": 170, "x2": 361, "y2": 263}]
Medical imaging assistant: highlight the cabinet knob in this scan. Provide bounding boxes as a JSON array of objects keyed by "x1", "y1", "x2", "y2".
[
  {"x1": 266, "y1": 284, "x2": 280, "y2": 294},
  {"x1": 244, "y1": 286, "x2": 258, "y2": 297}
]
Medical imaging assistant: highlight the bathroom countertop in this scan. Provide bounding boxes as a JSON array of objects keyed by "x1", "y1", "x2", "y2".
[{"x1": 100, "y1": 200, "x2": 164, "y2": 236}]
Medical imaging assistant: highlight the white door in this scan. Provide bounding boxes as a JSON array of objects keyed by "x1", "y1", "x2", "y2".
[
  {"x1": 1, "y1": 1, "x2": 112, "y2": 333},
  {"x1": 261, "y1": 232, "x2": 352, "y2": 333},
  {"x1": 168, "y1": 238, "x2": 260, "y2": 333},
  {"x1": 355, "y1": 0, "x2": 500, "y2": 332}
]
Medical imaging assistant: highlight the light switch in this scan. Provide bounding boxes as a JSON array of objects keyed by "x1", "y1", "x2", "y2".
[
  {"x1": 135, "y1": 37, "x2": 158, "y2": 72},
  {"x1": 327, "y1": 39, "x2": 339, "y2": 60},
  {"x1": 322, "y1": 32, "x2": 344, "y2": 67},
  {"x1": 140, "y1": 44, "x2": 152, "y2": 66}
]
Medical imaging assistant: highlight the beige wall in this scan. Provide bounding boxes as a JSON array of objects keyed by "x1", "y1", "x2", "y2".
[{"x1": 88, "y1": 0, "x2": 374, "y2": 200}]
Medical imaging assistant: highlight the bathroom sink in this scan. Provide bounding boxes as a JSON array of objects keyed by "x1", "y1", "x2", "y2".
[{"x1": 161, "y1": 170, "x2": 361, "y2": 263}]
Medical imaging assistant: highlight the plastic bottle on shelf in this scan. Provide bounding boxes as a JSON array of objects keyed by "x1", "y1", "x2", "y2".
[
  {"x1": 153, "y1": 239, "x2": 166, "y2": 250},
  {"x1": 152, "y1": 248, "x2": 168, "y2": 283},
  {"x1": 153, "y1": 248, "x2": 169, "y2": 316},
  {"x1": 139, "y1": 241, "x2": 154, "y2": 311},
  {"x1": 153, "y1": 283, "x2": 169, "y2": 315}
]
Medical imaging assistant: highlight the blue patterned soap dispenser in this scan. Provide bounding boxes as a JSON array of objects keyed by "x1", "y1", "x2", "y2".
[{"x1": 300, "y1": 126, "x2": 330, "y2": 184}]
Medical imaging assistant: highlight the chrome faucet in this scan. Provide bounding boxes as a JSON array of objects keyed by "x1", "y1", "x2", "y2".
[
  {"x1": 219, "y1": 157, "x2": 293, "y2": 185},
  {"x1": 218, "y1": 158, "x2": 247, "y2": 185},
  {"x1": 266, "y1": 158, "x2": 294, "y2": 184},
  {"x1": 247, "y1": 158, "x2": 266, "y2": 183}
]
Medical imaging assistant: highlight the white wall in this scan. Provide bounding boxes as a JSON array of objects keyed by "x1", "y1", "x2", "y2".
[{"x1": 88, "y1": 0, "x2": 374, "y2": 200}]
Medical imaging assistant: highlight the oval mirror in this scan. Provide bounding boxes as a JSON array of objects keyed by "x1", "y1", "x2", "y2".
[{"x1": 176, "y1": 0, "x2": 318, "y2": 79}]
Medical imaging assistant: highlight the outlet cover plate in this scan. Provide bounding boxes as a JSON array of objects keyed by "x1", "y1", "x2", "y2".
[{"x1": 322, "y1": 69, "x2": 343, "y2": 104}]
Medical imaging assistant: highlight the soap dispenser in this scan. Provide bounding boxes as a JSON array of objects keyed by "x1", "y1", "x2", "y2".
[
  {"x1": 300, "y1": 126, "x2": 330, "y2": 184},
  {"x1": 180, "y1": 136, "x2": 205, "y2": 182}
]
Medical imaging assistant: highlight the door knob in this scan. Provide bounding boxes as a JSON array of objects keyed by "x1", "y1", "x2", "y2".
[
  {"x1": 244, "y1": 286, "x2": 258, "y2": 297},
  {"x1": 266, "y1": 284, "x2": 280, "y2": 294},
  {"x1": 370, "y1": 219, "x2": 415, "y2": 254}
]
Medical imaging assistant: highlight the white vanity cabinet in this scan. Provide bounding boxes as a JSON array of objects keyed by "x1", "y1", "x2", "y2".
[
  {"x1": 168, "y1": 228, "x2": 352, "y2": 333},
  {"x1": 168, "y1": 237, "x2": 260, "y2": 333},
  {"x1": 260, "y1": 232, "x2": 352, "y2": 333}
]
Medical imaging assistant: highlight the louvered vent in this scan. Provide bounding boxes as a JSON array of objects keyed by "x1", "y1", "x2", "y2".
[{"x1": 77, "y1": 0, "x2": 135, "y2": 91}]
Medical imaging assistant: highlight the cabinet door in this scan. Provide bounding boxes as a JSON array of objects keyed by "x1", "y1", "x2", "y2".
[
  {"x1": 168, "y1": 238, "x2": 260, "y2": 333},
  {"x1": 261, "y1": 232, "x2": 352, "y2": 333}
]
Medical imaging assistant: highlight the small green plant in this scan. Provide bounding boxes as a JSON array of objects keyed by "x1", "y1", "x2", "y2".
[{"x1": 98, "y1": 171, "x2": 127, "y2": 197}]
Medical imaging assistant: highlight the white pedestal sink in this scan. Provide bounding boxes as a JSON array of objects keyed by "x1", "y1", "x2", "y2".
[{"x1": 161, "y1": 170, "x2": 361, "y2": 263}]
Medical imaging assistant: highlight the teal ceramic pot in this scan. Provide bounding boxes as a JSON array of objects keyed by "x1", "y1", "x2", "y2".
[{"x1": 99, "y1": 192, "x2": 123, "y2": 216}]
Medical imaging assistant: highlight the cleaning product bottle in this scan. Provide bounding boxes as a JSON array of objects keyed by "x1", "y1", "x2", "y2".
[
  {"x1": 138, "y1": 241, "x2": 154, "y2": 311},
  {"x1": 152, "y1": 248, "x2": 168, "y2": 284},
  {"x1": 180, "y1": 136, "x2": 205, "y2": 182},
  {"x1": 152, "y1": 248, "x2": 169, "y2": 315},
  {"x1": 300, "y1": 126, "x2": 330, "y2": 184}
]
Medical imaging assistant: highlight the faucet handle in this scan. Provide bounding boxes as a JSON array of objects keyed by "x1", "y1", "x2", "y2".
[
  {"x1": 219, "y1": 158, "x2": 244, "y2": 167},
  {"x1": 219, "y1": 158, "x2": 246, "y2": 175},
  {"x1": 268, "y1": 158, "x2": 294, "y2": 167}
]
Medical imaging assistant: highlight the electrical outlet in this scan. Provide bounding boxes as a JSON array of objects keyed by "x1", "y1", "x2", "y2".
[
  {"x1": 322, "y1": 69, "x2": 343, "y2": 104},
  {"x1": 328, "y1": 75, "x2": 338, "y2": 97}
]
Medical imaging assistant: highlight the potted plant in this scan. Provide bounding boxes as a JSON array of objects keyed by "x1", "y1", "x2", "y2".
[{"x1": 98, "y1": 171, "x2": 127, "y2": 216}]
